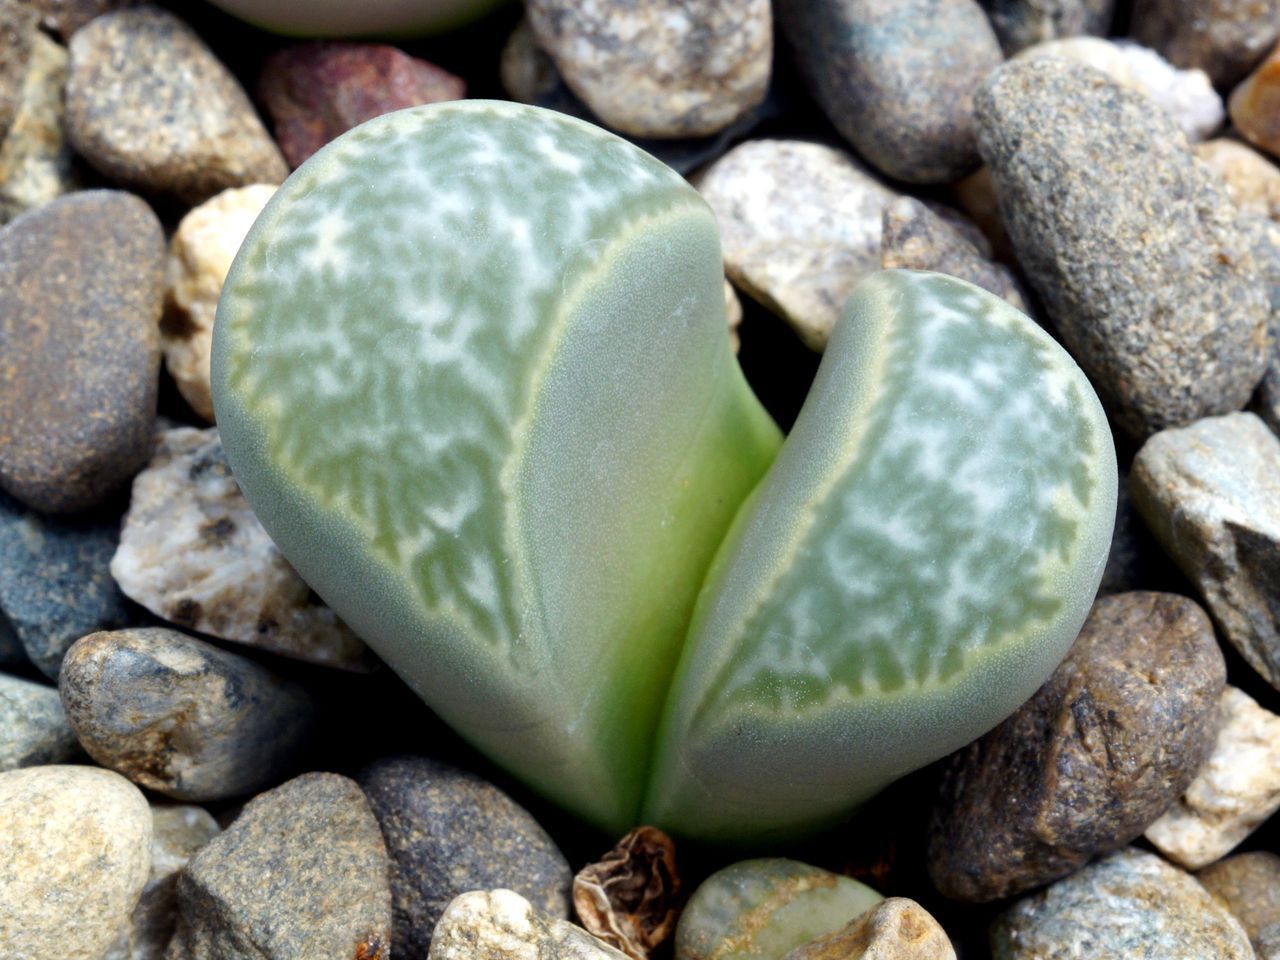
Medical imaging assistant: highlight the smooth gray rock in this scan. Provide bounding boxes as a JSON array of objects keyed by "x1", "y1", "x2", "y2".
[
  {"x1": 975, "y1": 58, "x2": 1270, "y2": 438},
  {"x1": 0, "y1": 672, "x2": 79, "y2": 770},
  {"x1": 1129, "y1": 0, "x2": 1280, "y2": 88},
  {"x1": 167, "y1": 772, "x2": 392, "y2": 959},
  {"x1": 59, "y1": 627, "x2": 318, "y2": 802},
  {"x1": 358, "y1": 754, "x2": 572, "y2": 956},
  {"x1": 979, "y1": 0, "x2": 1114, "y2": 54}
]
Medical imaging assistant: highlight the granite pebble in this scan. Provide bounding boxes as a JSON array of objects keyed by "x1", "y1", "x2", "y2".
[
  {"x1": 777, "y1": 0, "x2": 1002, "y2": 184},
  {"x1": 696, "y1": 139, "x2": 897, "y2": 350},
  {"x1": 1131, "y1": 412, "x2": 1280, "y2": 689},
  {"x1": 975, "y1": 58, "x2": 1270, "y2": 438},
  {"x1": 358, "y1": 754, "x2": 573, "y2": 956},
  {"x1": 1197, "y1": 851, "x2": 1280, "y2": 952},
  {"x1": 928, "y1": 591, "x2": 1225, "y2": 901},
  {"x1": 1145, "y1": 685, "x2": 1280, "y2": 868},
  {"x1": 59, "y1": 627, "x2": 319, "y2": 801},
  {"x1": 0, "y1": 189, "x2": 164, "y2": 513},
  {"x1": 979, "y1": 0, "x2": 1114, "y2": 54},
  {"x1": 430, "y1": 889, "x2": 628, "y2": 960},
  {"x1": 0, "y1": 672, "x2": 79, "y2": 770},
  {"x1": 66, "y1": 6, "x2": 287, "y2": 205},
  {"x1": 1229, "y1": 41, "x2": 1280, "y2": 160},
  {"x1": 0, "y1": 765, "x2": 152, "y2": 959},
  {"x1": 990, "y1": 847, "x2": 1253, "y2": 959},
  {"x1": 111, "y1": 427, "x2": 371, "y2": 670},
  {"x1": 1130, "y1": 0, "x2": 1280, "y2": 87},
  {"x1": 782, "y1": 898, "x2": 955, "y2": 960},
  {"x1": 167, "y1": 772, "x2": 392, "y2": 959}
]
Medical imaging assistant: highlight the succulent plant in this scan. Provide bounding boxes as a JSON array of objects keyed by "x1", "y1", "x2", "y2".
[
  {"x1": 203, "y1": 0, "x2": 507, "y2": 38},
  {"x1": 213, "y1": 100, "x2": 1117, "y2": 842}
]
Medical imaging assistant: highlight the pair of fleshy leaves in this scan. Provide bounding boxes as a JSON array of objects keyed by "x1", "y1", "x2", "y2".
[{"x1": 213, "y1": 100, "x2": 1116, "y2": 842}]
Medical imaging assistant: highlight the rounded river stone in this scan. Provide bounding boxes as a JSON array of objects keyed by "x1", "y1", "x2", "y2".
[
  {"x1": 1129, "y1": 0, "x2": 1280, "y2": 88},
  {"x1": 1198, "y1": 851, "x2": 1280, "y2": 949},
  {"x1": 0, "y1": 189, "x2": 164, "y2": 513},
  {"x1": 0, "y1": 672, "x2": 79, "y2": 770}
]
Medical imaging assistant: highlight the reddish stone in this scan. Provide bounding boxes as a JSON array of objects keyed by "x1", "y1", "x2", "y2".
[{"x1": 258, "y1": 42, "x2": 465, "y2": 168}]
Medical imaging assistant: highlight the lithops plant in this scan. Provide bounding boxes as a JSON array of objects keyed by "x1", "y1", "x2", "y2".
[
  {"x1": 204, "y1": 0, "x2": 507, "y2": 37},
  {"x1": 213, "y1": 100, "x2": 1117, "y2": 841}
]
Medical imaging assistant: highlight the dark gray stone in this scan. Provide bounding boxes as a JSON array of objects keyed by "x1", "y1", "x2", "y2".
[
  {"x1": 979, "y1": 0, "x2": 1114, "y2": 54},
  {"x1": 0, "y1": 189, "x2": 164, "y2": 513},
  {"x1": 0, "y1": 671, "x2": 80, "y2": 769},
  {"x1": 1129, "y1": 0, "x2": 1280, "y2": 88},
  {"x1": 0, "y1": 489, "x2": 134, "y2": 678},
  {"x1": 975, "y1": 58, "x2": 1270, "y2": 439},
  {"x1": 167, "y1": 772, "x2": 392, "y2": 959},
  {"x1": 59, "y1": 627, "x2": 319, "y2": 802},
  {"x1": 777, "y1": 0, "x2": 1003, "y2": 184},
  {"x1": 929, "y1": 591, "x2": 1225, "y2": 902},
  {"x1": 358, "y1": 755, "x2": 572, "y2": 956}
]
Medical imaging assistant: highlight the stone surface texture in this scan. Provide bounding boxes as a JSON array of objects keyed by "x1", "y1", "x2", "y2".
[
  {"x1": 1197, "y1": 138, "x2": 1280, "y2": 221},
  {"x1": 979, "y1": 0, "x2": 1114, "y2": 54},
  {"x1": 430, "y1": 889, "x2": 628, "y2": 960},
  {"x1": 1197, "y1": 851, "x2": 1280, "y2": 950},
  {"x1": 777, "y1": 0, "x2": 1003, "y2": 183},
  {"x1": 258, "y1": 41, "x2": 465, "y2": 168},
  {"x1": 111, "y1": 427, "x2": 370, "y2": 670},
  {"x1": 1130, "y1": 0, "x2": 1280, "y2": 87},
  {"x1": 1229, "y1": 41, "x2": 1280, "y2": 160},
  {"x1": 0, "y1": 489, "x2": 133, "y2": 678},
  {"x1": 0, "y1": 765, "x2": 152, "y2": 959},
  {"x1": 880, "y1": 196, "x2": 1029, "y2": 312},
  {"x1": 0, "y1": 0, "x2": 35, "y2": 144},
  {"x1": 696, "y1": 139, "x2": 897, "y2": 350},
  {"x1": 1145, "y1": 685, "x2": 1280, "y2": 868},
  {"x1": 928, "y1": 591, "x2": 1225, "y2": 901},
  {"x1": 990, "y1": 848, "x2": 1253, "y2": 958},
  {"x1": 66, "y1": 6, "x2": 287, "y2": 205},
  {"x1": 167, "y1": 772, "x2": 392, "y2": 959},
  {"x1": 1131, "y1": 412, "x2": 1280, "y2": 689},
  {"x1": 0, "y1": 672, "x2": 79, "y2": 769},
  {"x1": 525, "y1": 0, "x2": 771, "y2": 138},
  {"x1": 0, "y1": 189, "x2": 165, "y2": 513},
  {"x1": 26, "y1": 0, "x2": 141, "y2": 38},
  {"x1": 163, "y1": 184, "x2": 275, "y2": 422},
  {"x1": 781, "y1": 898, "x2": 956, "y2": 960},
  {"x1": 359, "y1": 755, "x2": 572, "y2": 957},
  {"x1": 59, "y1": 627, "x2": 318, "y2": 801},
  {"x1": 1016, "y1": 37, "x2": 1223, "y2": 140},
  {"x1": 975, "y1": 58, "x2": 1270, "y2": 438},
  {"x1": 104, "y1": 804, "x2": 221, "y2": 960}
]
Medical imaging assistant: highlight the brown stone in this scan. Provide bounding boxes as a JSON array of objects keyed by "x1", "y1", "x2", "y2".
[
  {"x1": 1130, "y1": 0, "x2": 1280, "y2": 88},
  {"x1": 1198, "y1": 852, "x2": 1280, "y2": 949},
  {"x1": 928, "y1": 591, "x2": 1226, "y2": 902},
  {"x1": 782, "y1": 898, "x2": 956, "y2": 960},
  {"x1": 1229, "y1": 42, "x2": 1280, "y2": 160},
  {"x1": 0, "y1": 0, "x2": 36, "y2": 144}
]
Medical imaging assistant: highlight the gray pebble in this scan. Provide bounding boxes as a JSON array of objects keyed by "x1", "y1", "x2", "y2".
[
  {"x1": 777, "y1": 0, "x2": 1002, "y2": 184},
  {"x1": 59, "y1": 627, "x2": 319, "y2": 802},
  {"x1": 358, "y1": 754, "x2": 572, "y2": 957},
  {"x1": 975, "y1": 58, "x2": 1270, "y2": 438},
  {"x1": 1131, "y1": 412, "x2": 1280, "y2": 690},
  {"x1": 66, "y1": 6, "x2": 286, "y2": 205},
  {"x1": 0, "y1": 672, "x2": 80, "y2": 770},
  {"x1": 1129, "y1": 0, "x2": 1280, "y2": 88},
  {"x1": 167, "y1": 772, "x2": 392, "y2": 959},
  {"x1": 0, "y1": 489, "x2": 134, "y2": 678}
]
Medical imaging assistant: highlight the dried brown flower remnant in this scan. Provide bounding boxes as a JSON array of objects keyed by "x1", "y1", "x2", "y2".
[{"x1": 573, "y1": 826, "x2": 681, "y2": 960}]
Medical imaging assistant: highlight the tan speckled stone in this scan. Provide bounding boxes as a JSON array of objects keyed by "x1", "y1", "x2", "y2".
[
  {"x1": 1145, "y1": 686, "x2": 1280, "y2": 869},
  {"x1": 163, "y1": 184, "x2": 275, "y2": 423},
  {"x1": 1198, "y1": 851, "x2": 1280, "y2": 949},
  {"x1": 430, "y1": 890, "x2": 627, "y2": 960},
  {"x1": 1196, "y1": 139, "x2": 1280, "y2": 221},
  {"x1": 782, "y1": 898, "x2": 956, "y2": 960}
]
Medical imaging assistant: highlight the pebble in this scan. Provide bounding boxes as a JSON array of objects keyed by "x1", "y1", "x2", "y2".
[
  {"x1": 0, "y1": 189, "x2": 165, "y2": 513},
  {"x1": 0, "y1": 29, "x2": 82, "y2": 225},
  {"x1": 258, "y1": 42, "x2": 465, "y2": 169},
  {"x1": 65, "y1": 7, "x2": 287, "y2": 205},
  {"x1": 928, "y1": 591, "x2": 1225, "y2": 901},
  {"x1": 59, "y1": 627, "x2": 319, "y2": 802},
  {"x1": 0, "y1": 0, "x2": 36, "y2": 143},
  {"x1": 1131, "y1": 412, "x2": 1280, "y2": 689},
  {"x1": 0, "y1": 489, "x2": 134, "y2": 678},
  {"x1": 429, "y1": 889, "x2": 628, "y2": 960},
  {"x1": 1229, "y1": 42, "x2": 1280, "y2": 160},
  {"x1": 1016, "y1": 37, "x2": 1223, "y2": 140},
  {"x1": 163, "y1": 184, "x2": 276, "y2": 423},
  {"x1": 1145, "y1": 685, "x2": 1280, "y2": 868},
  {"x1": 675, "y1": 859, "x2": 882, "y2": 960},
  {"x1": 104, "y1": 804, "x2": 221, "y2": 960},
  {"x1": 0, "y1": 765, "x2": 152, "y2": 959},
  {"x1": 695, "y1": 139, "x2": 897, "y2": 350},
  {"x1": 167, "y1": 772, "x2": 392, "y2": 959},
  {"x1": 1197, "y1": 851, "x2": 1280, "y2": 950},
  {"x1": 879, "y1": 196, "x2": 1029, "y2": 312},
  {"x1": 0, "y1": 672, "x2": 79, "y2": 770},
  {"x1": 975, "y1": 58, "x2": 1270, "y2": 438},
  {"x1": 776, "y1": 0, "x2": 1002, "y2": 184},
  {"x1": 980, "y1": 0, "x2": 1114, "y2": 54},
  {"x1": 111, "y1": 427, "x2": 371, "y2": 671},
  {"x1": 359, "y1": 754, "x2": 572, "y2": 957},
  {"x1": 1129, "y1": 0, "x2": 1280, "y2": 88},
  {"x1": 525, "y1": 0, "x2": 771, "y2": 139},
  {"x1": 990, "y1": 847, "x2": 1253, "y2": 959},
  {"x1": 26, "y1": 0, "x2": 140, "y2": 38},
  {"x1": 1196, "y1": 138, "x2": 1280, "y2": 221},
  {"x1": 782, "y1": 898, "x2": 955, "y2": 960}
]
